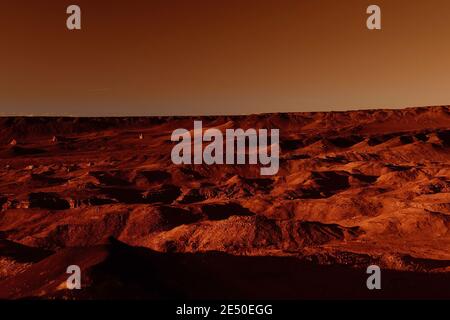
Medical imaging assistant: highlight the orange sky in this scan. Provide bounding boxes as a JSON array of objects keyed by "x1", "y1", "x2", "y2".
[{"x1": 2, "y1": 0, "x2": 450, "y2": 115}]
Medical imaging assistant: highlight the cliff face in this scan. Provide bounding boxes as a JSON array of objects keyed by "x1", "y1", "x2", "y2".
[{"x1": 0, "y1": 106, "x2": 449, "y2": 299}]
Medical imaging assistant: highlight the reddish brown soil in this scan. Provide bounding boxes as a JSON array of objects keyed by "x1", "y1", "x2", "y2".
[{"x1": 0, "y1": 106, "x2": 449, "y2": 299}]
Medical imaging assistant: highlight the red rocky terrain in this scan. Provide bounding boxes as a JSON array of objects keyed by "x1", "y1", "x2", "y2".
[{"x1": 0, "y1": 106, "x2": 449, "y2": 299}]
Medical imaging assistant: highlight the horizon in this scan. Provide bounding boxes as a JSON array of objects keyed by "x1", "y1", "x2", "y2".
[{"x1": 0, "y1": 104, "x2": 448, "y2": 118}]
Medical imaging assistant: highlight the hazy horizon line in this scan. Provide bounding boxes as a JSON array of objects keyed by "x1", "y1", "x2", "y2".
[{"x1": 0, "y1": 104, "x2": 448, "y2": 118}]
